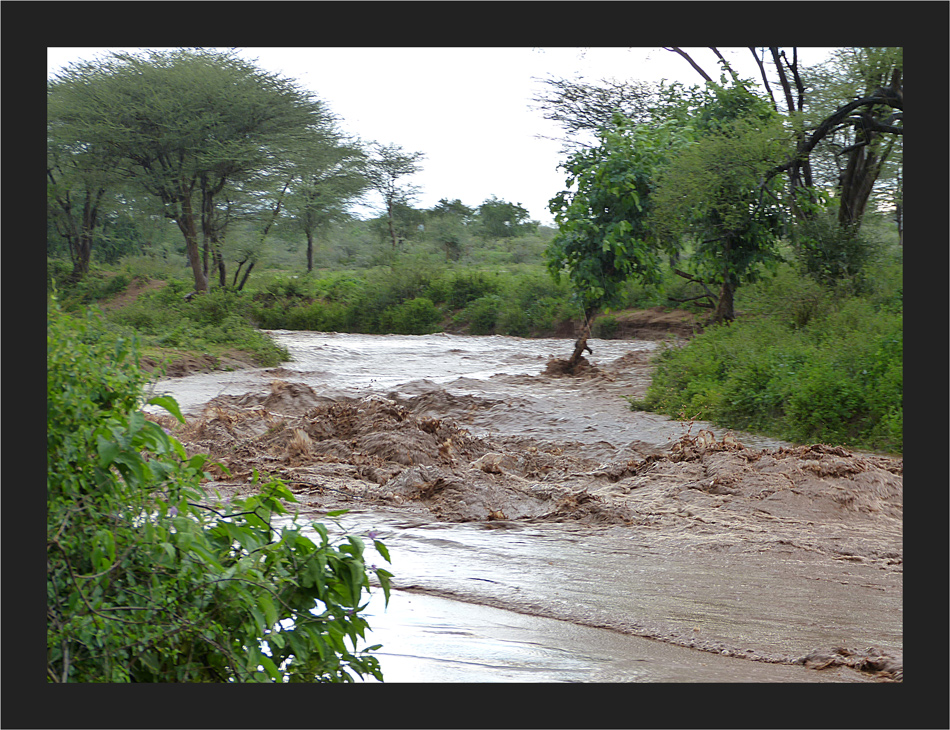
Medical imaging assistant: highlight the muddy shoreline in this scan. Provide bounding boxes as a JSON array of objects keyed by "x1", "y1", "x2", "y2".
[{"x1": 149, "y1": 331, "x2": 902, "y2": 681}]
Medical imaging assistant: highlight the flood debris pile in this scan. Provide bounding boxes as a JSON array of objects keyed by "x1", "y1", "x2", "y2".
[
  {"x1": 163, "y1": 379, "x2": 628, "y2": 524},
  {"x1": 150, "y1": 360, "x2": 902, "y2": 682},
  {"x1": 163, "y1": 379, "x2": 902, "y2": 567},
  {"x1": 798, "y1": 646, "x2": 903, "y2": 682}
]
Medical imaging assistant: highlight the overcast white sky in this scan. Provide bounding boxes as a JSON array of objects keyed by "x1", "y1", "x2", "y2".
[{"x1": 47, "y1": 46, "x2": 836, "y2": 226}]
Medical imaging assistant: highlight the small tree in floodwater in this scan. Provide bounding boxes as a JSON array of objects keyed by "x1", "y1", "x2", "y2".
[{"x1": 546, "y1": 117, "x2": 693, "y2": 371}]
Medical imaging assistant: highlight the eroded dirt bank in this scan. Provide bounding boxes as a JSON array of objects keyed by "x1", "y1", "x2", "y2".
[{"x1": 152, "y1": 337, "x2": 902, "y2": 682}]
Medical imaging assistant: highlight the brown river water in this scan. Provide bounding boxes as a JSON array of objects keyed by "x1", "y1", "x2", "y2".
[{"x1": 147, "y1": 331, "x2": 902, "y2": 683}]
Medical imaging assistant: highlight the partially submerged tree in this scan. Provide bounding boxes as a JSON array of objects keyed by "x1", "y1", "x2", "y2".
[
  {"x1": 47, "y1": 48, "x2": 339, "y2": 293},
  {"x1": 547, "y1": 117, "x2": 694, "y2": 370},
  {"x1": 546, "y1": 79, "x2": 789, "y2": 370}
]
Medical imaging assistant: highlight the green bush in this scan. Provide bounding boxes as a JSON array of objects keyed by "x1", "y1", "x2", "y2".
[
  {"x1": 49, "y1": 269, "x2": 133, "y2": 311},
  {"x1": 425, "y1": 271, "x2": 500, "y2": 309},
  {"x1": 111, "y1": 283, "x2": 289, "y2": 366},
  {"x1": 47, "y1": 302, "x2": 392, "y2": 682},
  {"x1": 640, "y1": 278, "x2": 902, "y2": 453},
  {"x1": 382, "y1": 297, "x2": 443, "y2": 335},
  {"x1": 461, "y1": 294, "x2": 504, "y2": 335},
  {"x1": 594, "y1": 315, "x2": 620, "y2": 339},
  {"x1": 795, "y1": 213, "x2": 880, "y2": 288}
]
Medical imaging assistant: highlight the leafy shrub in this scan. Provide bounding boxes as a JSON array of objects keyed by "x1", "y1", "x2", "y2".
[
  {"x1": 424, "y1": 271, "x2": 500, "y2": 309},
  {"x1": 640, "y1": 281, "x2": 902, "y2": 453},
  {"x1": 382, "y1": 297, "x2": 443, "y2": 335},
  {"x1": 795, "y1": 213, "x2": 880, "y2": 288},
  {"x1": 47, "y1": 302, "x2": 392, "y2": 682},
  {"x1": 595, "y1": 315, "x2": 620, "y2": 339},
  {"x1": 111, "y1": 283, "x2": 288, "y2": 366},
  {"x1": 461, "y1": 294, "x2": 504, "y2": 335},
  {"x1": 49, "y1": 269, "x2": 133, "y2": 311}
]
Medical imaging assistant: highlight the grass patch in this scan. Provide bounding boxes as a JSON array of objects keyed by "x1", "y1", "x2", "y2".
[{"x1": 106, "y1": 280, "x2": 289, "y2": 368}]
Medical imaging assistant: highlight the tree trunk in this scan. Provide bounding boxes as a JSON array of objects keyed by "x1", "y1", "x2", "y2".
[
  {"x1": 387, "y1": 198, "x2": 399, "y2": 249},
  {"x1": 306, "y1": 230, "x2": 314, "y2": 272},
  {"x1": 214, "y1": 245, "x2": 226, "y2": 288},
  {"x1": 237, "y1": 261, "x2": 255, "y2": 292},
  {"x1": 894, "y1": 202, "x2": 902, "y2": 246},
  {"x1": 711, "y1": 279, "x2": 735, "y2": 324},
  {"x1": 567, "y1": 307, "x2": 596, "y2": 371},
  {"x1": 178, "y1": 200, "x2": 209, "y2": 292},
  {"x1": 52, "y1": 185, "x2": 104, "y2": 283},
  {"x1": 232, "y1": 259, "x2": 246, "y2": 289},
  {"x1": 837, "y1": 143, "x2": 879, "y2": 230}
]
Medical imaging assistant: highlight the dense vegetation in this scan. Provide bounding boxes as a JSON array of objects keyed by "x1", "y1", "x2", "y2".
[
  {"x1": 632, "y1": 244, "x2": 903, "y2": 455},
  {"x1": 47, "y1": 301, "x2": 392, "y2": 682}
]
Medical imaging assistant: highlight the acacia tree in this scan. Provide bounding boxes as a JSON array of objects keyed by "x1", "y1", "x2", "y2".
[
  {"x1": 364, "y1": 143, "x2": 425, "y2": 250},
  {"x1": 284, "y1": 137, "x2": 369, "y2": 271},
  {"x1": 47, "y1": 48, "x2": 339, "y2": 293},
  {"x1": 475, "y1": 196, "x2": 538, "y2": 240},
  {"x1": 46, "y1": 123, "x2": 119, "y2": 281},
  {"x1": 531, "y1": 76, "x2": 659, "y2": 151},
  {"x1": 424, "y1": 198, "x2": 475, "y2": 261}
]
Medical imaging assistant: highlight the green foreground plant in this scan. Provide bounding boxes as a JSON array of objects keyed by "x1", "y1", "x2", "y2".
[{"x1": 47, "y1": 302, "x2": 392, "y2": 682}]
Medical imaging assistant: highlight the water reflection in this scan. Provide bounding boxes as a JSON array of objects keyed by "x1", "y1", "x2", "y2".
[{"x1": 357, "y1": 589, "x2": 867, "y2": 683}]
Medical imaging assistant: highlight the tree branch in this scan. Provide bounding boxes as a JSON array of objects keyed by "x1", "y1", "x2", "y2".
[
  {"x1": 673, "y1": 268, "x2": 718, "y2": 303},
  {"x1": 669, "y1": 293, "x2": 715, "y2": 308},
  {"x1": 769, "y1": 47, "x2": 796, "y2": 116},
  {"x1": 663, "y1": 47, "x2": 713, "y2": 84},
  {"x1": 749, "y1": 47, "x2": 778, "y2": 112},
  {"x1": 767, "y1": 92, "x2": 904, "y2": 183}
]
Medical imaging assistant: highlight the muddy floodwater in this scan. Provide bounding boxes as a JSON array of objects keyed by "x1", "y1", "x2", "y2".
[{"x1": 148, "y1": 331, "x2": 902, "y2": 682}]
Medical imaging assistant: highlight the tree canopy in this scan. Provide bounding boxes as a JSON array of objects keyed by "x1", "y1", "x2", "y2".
[
  {"x1": 48, "y1": 48, "x2": 346, "y2": 292},
  {"x1": 544, "y1": 46, "x2": 903, "y2": 361}
]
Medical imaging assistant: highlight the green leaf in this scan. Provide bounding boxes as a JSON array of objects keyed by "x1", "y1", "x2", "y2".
[
  {"x1": 147, "y1": 395, "x2": 185, "y2": 423},
  {"x1": 260, "y1": 595, "x2": 278, "y2": 630},
  {"x1": 373, "y1": 540, "x2": 391, "y2": 564},
  {"x1": 375, "y1": 568, "x2": 393, "y2": 607},
  {"x1": 96, "y1": 435, "x2": 121, "y2": 468}
]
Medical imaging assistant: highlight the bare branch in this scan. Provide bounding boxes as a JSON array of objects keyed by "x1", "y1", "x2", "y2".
[
  {"x1": 768, "y1": 92, "x2": 904, "y2": 182},
  {"x1": 669, "y1": 293, "x2": 715, "y2": 307},
  {"x1": 673, "y1": 268, "x2": 718, "y2": 303},
  {"x1": 769, "y1": 47, "x2": 796, "y2": 116},
  {"x1": 663, "y1": 47, "x2": 714, "y2": 84},
  {"x1": 749, "y1": 47, "x2": 778, "y2": 112}
]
